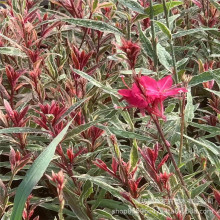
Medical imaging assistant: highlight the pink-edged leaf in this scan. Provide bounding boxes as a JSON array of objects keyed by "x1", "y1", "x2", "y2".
[
  {"x1": 191, "y1": 0, "x2": 202, "y2": 8},
  {"x1": 157, "y1": 154, "x2": 169, "y2": 172},
  {"x1": 4, "y1": 99, "x2": 15, "y2": 121},
  {"x1": 18, "y1": 106, "x2": 29, "y2": 122},
  {"x1": 111, "y1": 157, "x2": 119, "y2": 174},
  {"x1": 9, "y1": 147, "x2": 16, "y2": 171},
  {"x1": 213, "y1": 189, "x2": 220, "y2": 206}
]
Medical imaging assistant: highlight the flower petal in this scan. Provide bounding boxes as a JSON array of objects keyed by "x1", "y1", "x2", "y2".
[
  {"x1": 140, "y1": 76, "x2": 158, "y2": 92},
  {"x1": 157, "y1": 75, "x2": 173, "y2": 91}
]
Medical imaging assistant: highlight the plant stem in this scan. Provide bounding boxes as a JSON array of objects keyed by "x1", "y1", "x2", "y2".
[
  {"x1": 151, "y1": 115, "x2": 201, "y2": 220},
  {"x1": 1, "y1": 172, "x2": 16, "y2": 216},
  {"x1": 178, "y1": 92, "x2": 186, "y2": 165},
  {"x1": 127, "y1": 19, "x2": 131, "y2": 40},
  {"x1": 149, "y1": 0, "x2": 158, "y2": 77},
  {"x1": 161, "y1": 0, "x2": 178, "y2": 83},
  {"x1": 79, "y1": 13, "x2": 93, "y2": 50},
  {"x1": 58, "y1": 200, "x2": 64, "y2": 220}
]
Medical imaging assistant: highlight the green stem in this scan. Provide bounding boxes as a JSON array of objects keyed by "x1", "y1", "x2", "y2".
[
  {"x1": 58, "y1": 199, "x2": 64, "y2": 220},
  {"x1": 127, "y1": 19, "x2": 131, "y2": 40},
  {"x1": 0, "y1": 172, "x2": 16, "y2": 217},
  {"x1": 161, "y1": 0, "x2": 178, "y2": 83},
  {"x1": 178, "y1": 92, "x2": 186, "y2": 165},
  {"x1": 149, "y1": 0, "x2": 158, "y2": 77}
]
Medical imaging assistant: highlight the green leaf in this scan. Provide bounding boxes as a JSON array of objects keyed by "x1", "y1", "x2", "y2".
[
  {"x1": 165, "y1": 103, "x2": 176, "y2": 113},
  {"x1": 96, "y1": 124, "x2": 152, "y2": 142},
  {"x1": 63, "y1": 186, "x2": 90, "y2": 220},
  {"x1": 173, "y1": 28, "x2": 217, "y2": 38},
  {"x1": 80, "y1": 181, "x2": 93, "y2": 206},
  {"x1": 71, "y1": 69, "x2": 119, "y2": 97},
  {"x1": 134, "y1": 1, "x2": 182, "y2": 21},
  {"x1": 210, "y1": 0, "x2": 220, "y2": 11},
  {"x1": 65, "y1": 119, "x2": 107, "y2": 140},
  {"x1": 0, "y1": 33, "x2": 24, "y2": 50},
  {"x1": 111, "y1": 95, "x2": 134, "y2": 130},
  {"x1": 93, "y1": 0, "x2": 99, "y2": 11},
  {"x1": 205, "y1": 150, "x2": 220, "y2": 170},
  {"x1": 74, "y1": 175, "x2": 121, "y2": 198},
  {"x1": 212, "y1": 70, "x2": 220, "y2": 87},
  {"x1": 95, "y1": 209, "x2": 117, "y2": 220},
  {"x1": 118, "y1": 0, "x2": 145, "y2": 14},
  {"x1": 182, "y1": 134, "x2": 219, "y2": 155},
  {"x1": 0, "y1": 127, "x2": 46, "y2": 134},
  {"x1": 189, "y1": 69, "x2": 220, "y2": 87},
  {"x1": 185, "y1": 88, "x2": 196, "y2": 123},
  {"x1": 46, "y1": 53, "x2": 59, "y2": 79},
  {"x1": 12, "y1": 0, "x2": 19, "y2": 12},
  {"x1": 191, "y1": 181, "x2": 212, "y2": 199},
  {"x1": 206, "y1": 88, "x2": 220, "y2": 97},
  {"x1": 176, "y1": 58, "x2": 189, "y2": 68},
  {"x1": 62, "y1": 18, "x2": 122, "y2": 35},
  {"x1": 156, "y1": 21, "x2": 172, "y2": 39},
  {"x1": 89, "y1": 199, "x2": 128, "y2": 211},
  {"x1": 39, "y1": 203, "x2": 77, "y2": 218},
  {"x1": 55, "y1": 98, "x2": 89, "y2": 125},
  {"x1": 134, "y1": 201, "x2": 167, "y2": 220},
  {"x1": 130, "y1": 139, "x2": 138, "y2": 171},
  {"x1": 189, "y1": 122, "x2": 220, "y2": 136},
  {"x1": 0, "y1": 47, "x2": 27, "y2": 57},
  {"x1": 157, "y1": 43, "x2": 172, "y2": 71},
  {"x1": 138, "y1": 23, "x2": 154, "y2": 59},
  {"x1": 10, "y1": 121, "x2": 72, "y2": 220}
]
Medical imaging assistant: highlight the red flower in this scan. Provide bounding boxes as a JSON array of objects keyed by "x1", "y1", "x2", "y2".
[
  {"x1": 119, "y1": 75, "x2": 187, "y2": 119},
  {"x1": 139, "y1": 75, "x2": 186, "y2": 99},
  {"x1": 118, "y1": 83, "x2": 149, "y2": 110}
]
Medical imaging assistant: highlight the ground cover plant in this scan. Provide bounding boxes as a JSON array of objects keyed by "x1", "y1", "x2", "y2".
[{"x1": 0, "y1": 0, "x2": 220, "y2": 219}]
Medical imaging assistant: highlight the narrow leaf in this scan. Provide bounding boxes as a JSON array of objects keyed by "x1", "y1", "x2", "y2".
[
  {"x1": 156, "y1": 21, "x2": 172, "y2": 39},
  {"x1": 62, "y1": 18, "x2": 122, "y2": 35},
  {"x1": 11, "y1": 121, "x2": 72, "y2": 220},
  {"x1": 157, "y1": 43, "x2": 172, "y2": 71},
  {"x1": 134, "y1": 2, "x2": 182, "y2": 21},
  {"x1": 55, "y1": 98, "x2": 89, "y2": 125},
  {"x1": 130, "y1": 139, "x2": 139, "y2": 170},
  {"x1": 0, "y1": 47, "x2": 27, "y2": 57},
  {"x1": 0, "y1": 127, "x2": 47, "y2": 134},
  {"x1": 138, "y1": 23, "x2": 154, "y2": 58},
  {"x1": 191, "y1": 181, "x2": 212, "y2": 198},
  {"x1": 71, "y1": 69, "x2": 119, "y2": 97},
  {"x1": 173, "y1": 28, "x2": 217, "y2": 38},
  {"x1": 118, "y1": 0, "x2": 145, "y2": 14},
  {"x1": 189, "y1": 69, "x2": 220, "y2": 87}
]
